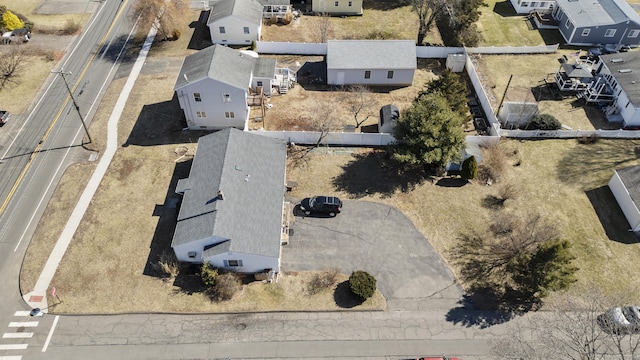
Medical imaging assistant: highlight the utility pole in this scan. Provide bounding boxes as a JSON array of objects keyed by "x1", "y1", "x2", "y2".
[{"x1": 51, "y1": 68, "x2": 92, "y2": 144}]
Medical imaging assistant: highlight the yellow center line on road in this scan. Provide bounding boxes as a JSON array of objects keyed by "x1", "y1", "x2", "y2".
[{"x1": 0, "y1": 0, "x2": 130, "y2": 216}]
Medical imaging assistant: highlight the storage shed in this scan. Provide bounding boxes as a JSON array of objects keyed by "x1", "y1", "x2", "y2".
[
  {"x1": 379, "y1": 104, "x2": 399, "y2": 133},
  {"x1": 609, "y1": 166, "x2": 640, "y2": 232},
  {"x1": 326, "y1": 40, "x2": 416, "y2": 86}
]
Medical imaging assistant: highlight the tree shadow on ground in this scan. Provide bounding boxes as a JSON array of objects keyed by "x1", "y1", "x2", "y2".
[
  {"x1": 493, "y1": 1, "x2": 519, "y2": 17},
  {"x1": 333, "y1": 281, "x2": 365, "y2": 308},
  {"x1": 101, "y1": 34, "x2": 146, "y2": 64},
  {"x1": 446, "y1": 287, "x2": 538, "y2": 328},
  {"x1": 435, "y1": 177, "x2": 468, "y2": 187},
  {"x1": 556, "y1": 139, "x2": 640, "y2": 190},
  {"x1": 586, "y1": 186, "x2": 639, "y2": 244},
  {"x1": 296, "y1": 61, "x2": 327, "y2": 90},
  {"x1": 123, "y1": 93, "x2": 211, "y2": 146},
  {"x1": 363, "y1": 0, "x2": 408, "y2": 10},
  {"x1": 187, "y1": 10, "x2": 213, "y2": 50},
  {"x1": 332, "y1": 150, "x2": 430, "y2": 199}
]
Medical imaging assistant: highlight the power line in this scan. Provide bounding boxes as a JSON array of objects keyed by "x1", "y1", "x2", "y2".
[{"x1": 51, "y1": 68, "x2": 93, "y2": 144}]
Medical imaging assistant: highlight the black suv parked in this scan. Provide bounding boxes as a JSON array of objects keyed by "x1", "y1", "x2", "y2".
[{"x1": 301, "y1": 196, "x2": 342, "y2": 217}]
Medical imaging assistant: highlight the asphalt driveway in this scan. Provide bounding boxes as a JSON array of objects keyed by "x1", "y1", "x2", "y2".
[{"x1": 282, "y1": 199, "x2": 463, "y2": 309}]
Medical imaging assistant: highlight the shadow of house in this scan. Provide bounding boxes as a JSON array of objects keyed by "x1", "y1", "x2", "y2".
[
  {"x1": 363, "y1": 0, "x2": 406, "y2": 10},
  {"x1": 493, "y1": 1, "x2": 520, "y2": 17},
  {"x1": 539, "y1": 29, "x2": 567, "y2": 46},
  {"x1": 188, "y1": 10, "x2": 213, "y2": 50},
  {"x1": 122, "y1": 93, "x2": 211, "y2": 147},
  {"x1": 144, "y1": 159, "x2": 193, "y2": 279},
  {"x1": 585, "y1": 186, "x2": 639, "y2": 244},
  {"x1": 295, "y1": 60, "x2": 327, "y2": 90}
]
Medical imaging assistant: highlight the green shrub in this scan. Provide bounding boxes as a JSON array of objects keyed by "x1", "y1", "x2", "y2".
[
  {"x1": 524, "y1": 114, "x2": 561, "y2": 130},
  {"x1": 348, "y1": 270, "x2": 376, "y2": 299},
  {"x1": 211, "y1": 272, "x2": 241, "y2": 301},
  {"x1": 200, "y1": 263, "x2": 218, "y2": 287},
  {"x1": 306, "y1": 268, "x2": 340, "y2": 295},
  {"x1": 460, "y1": 155, "x2": 478, "y2": 180}
]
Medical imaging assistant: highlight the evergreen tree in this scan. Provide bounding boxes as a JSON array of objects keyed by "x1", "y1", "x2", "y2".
[{"x1": 460, "y1": 155, "x2": 478, "y2": 180}]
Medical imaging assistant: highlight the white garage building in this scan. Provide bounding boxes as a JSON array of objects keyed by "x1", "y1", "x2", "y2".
[{"x1": 609, "y1": 166, "x2": 640, "y2": 232}]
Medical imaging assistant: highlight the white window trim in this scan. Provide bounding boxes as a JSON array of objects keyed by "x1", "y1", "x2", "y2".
[
  {"x1": 219, "y1": 26, "x2": 225, "y2": 34},
  {"x1": 193, "y1": 93, "x2": 202, "y2": 102},
  {"x1": 225, "y1": 111, "x2": 235, "y2": 119},
  {"x1": 628, "y1": 29, "x2": 640, "y2": 38},
  {"x1": 581, "y1": 29, "x2": 590, "y2": 36},
  {"x1": 565, "y1": 19, "x2": 571, "y2": 29},
  {"x1": 243, "y1": 26, "x2": 250, "y2": 34},
  {"x1": 604, "y1": 29, "x2": 616, "y2": 37},
  {"x1": 222, "y1": 93, "x2": 231, "y2": 103}
]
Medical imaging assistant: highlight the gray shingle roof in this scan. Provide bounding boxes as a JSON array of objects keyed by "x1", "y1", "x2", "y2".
[
  {"x1": 601, "y1": 52, "x2": 640, "y2": 105},
  {"x1": 174, "y1": 45, "x2": 255, "y2": 91},
  {"x1": 171, "y1": 129, "x2": 287, "y2": 258},
  {"x1": 208, "y1": 0, "x2": 263, "y2": 25},
  {"x1": 327, "y1": 40, "x2": 417, "y2": 70},
  {"x1": 253, "y1": 58, "x2": 276, "y2": 78},
  {"x1": 557, "y1": 0, "x2": 640, "y2": 27},
  {"x1": 616, "y1": 165, "x2": 640, "y2": 209}
]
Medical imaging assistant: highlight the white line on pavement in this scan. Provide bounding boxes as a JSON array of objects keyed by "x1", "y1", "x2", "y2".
[
  {"x1": 41, "y1": 315, "x2": 59, "y2": 352},
  {"x1": 0, "y1": 344, "x2": 28, "y2": 350},
  {"x1": 7, "y1": 322, "x2": 38, "y2": 328},
  {"x1": 12, "y1": 312, "x2": 29, "y2": 317},
  {"x1": 2, "y1": 333, "x2": 33, "y2": 339},
  {"x1": 0, "y1": 356, "x2": 22, "y2": 359}
]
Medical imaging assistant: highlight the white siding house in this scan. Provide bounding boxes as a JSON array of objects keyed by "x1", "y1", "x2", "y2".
[
  {"x1": 609, "y1": 166, "x2": 640, "y2": 232},
  {"x1": 326, "y1": 40, "x2": 417, "y2": 86},
  {"x1": 509, "y1": 0, "x2": 554, "y2": 14},
  {"x1": 174, "y1": 45, "x2": 254, "y2": 130},
  {"x1": 312, "y1": 0, "x2": 363, "y2": 15},
  {"x1": 208, "y1": 0, "x2": 263, "y2": 45},
  {"x1": 172, "y1": 128, "x2": 287, "y2": 274}
]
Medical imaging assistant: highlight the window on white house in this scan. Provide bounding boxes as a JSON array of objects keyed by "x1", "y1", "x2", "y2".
[
  {"x1": 581, "y1": 29, "x2": 590, "y2": 36},
  {"x1": 605, "y1": 29, "x2": 616, "y2": 37},
  {"x1": 225, "y1": 260, "x2": 243, "y2": 267},
  {"x1": 225, "y1": 111, "x2": 235, "y2": 118},
  {"x1": 565, "y1": 19, "x2": 570, "y2": 29},
  {"x1": 364, "y1": 70, "x2": 371, "y2": 79},
  {"x1": 219, "y1": 26, "x2": 225, "y2": 34},
  {"x1": 196, "y1": 111, "x2": 207, "y2": 118},
  {"x1": 348, "y1": 1, "x2": 352, "y2": 5},
  {"x1": 244, "y1": 27, "x2": 250, "y2": 34},
  {"x1": 521, "y1": 2, "x2": 529, "y2": 6},
  {"x1": 194, "y1": 92, "x2": 202, "y2": 102},
  {"x1": 188, "y1": 251, "x2": 197, "y2": 258},
  {"x1": 387, "y1": 70, "x2": 394, "y2": 79},
  {"x1": 222, "y1": 93, "x2": 231, "y2": 102},
  {"x1": 334, "y1": 1, "x2": 339, "y2": 6},
  {"x1": 629, "y1": 29, "x2": 640, "y2": 38},
  {"x1": 257, "y1": 81, "x2": 263, "y2": 87}
]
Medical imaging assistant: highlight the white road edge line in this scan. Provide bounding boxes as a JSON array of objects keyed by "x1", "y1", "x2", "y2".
[{"x1": 41, "y1": 315, "x2": 59, "y2": 352}]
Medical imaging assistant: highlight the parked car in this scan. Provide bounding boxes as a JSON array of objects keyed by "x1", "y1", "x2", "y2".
[
  {"x1": 2, "y1": 28, "x2": 30, "y2": 44},
  {"x1": 300, "y1": 196, "x2": 342, "y2": 217},
  {"x1": 597, "y1": 307, "x2": 640, "y2": 334},
  {"x1": 0, "y1": 110, "x2": 10, "y2": 126}
]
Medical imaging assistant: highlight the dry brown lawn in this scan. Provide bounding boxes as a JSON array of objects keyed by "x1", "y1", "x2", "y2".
[{"x1": 472, "y1": 53, "x2": 612, "y2": 130}]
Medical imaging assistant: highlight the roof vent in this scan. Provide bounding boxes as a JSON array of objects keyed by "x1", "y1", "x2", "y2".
[
  {"x1": 619, "y1": 69, "x2": 633, "y2": 73},
  {"x1": 611, "y1": 58, "x2": 625, "y2": 63},
  {"x1": 217, "y1": 190, "x2": 224, "y2": 200}
]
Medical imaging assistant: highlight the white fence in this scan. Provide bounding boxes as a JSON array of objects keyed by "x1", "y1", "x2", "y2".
[
  {"x1": 498, "y1": 128, "x2": 640, "y2": 139},
  {"x1": 252, "y1": 130, "x2": 394, "y2": 146},
  {"x1": 464, "y1": 52, "x2": 500, "y2": 136},
  {"x1": 256, "y1": 42, "x2": 327, "y2": 55},
  {"x1": 416, "y1": 46, "x2": 463, "y2": 58},
  {"x1": 466, "y1": 135, "x2": 501, "y2": 147},
  {"x1": 466, "y1": 44, "x2": 560, "y2": 54}
]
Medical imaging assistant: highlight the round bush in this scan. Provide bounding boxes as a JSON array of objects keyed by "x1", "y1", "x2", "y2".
[
  {"x1": 524, "y1": 114, "x2": 561, "y2": 130},
  {"x1": 461, "y1": 155, "x2": 478, "y2": 180},
  {"x1": 349, "y1": 270, "x2": 377, "y2": 299}
]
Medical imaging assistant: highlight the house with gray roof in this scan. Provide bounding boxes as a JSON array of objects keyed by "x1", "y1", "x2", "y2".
[
  {"x1": 551, "y1": 0, "x2": 640, "y2": 46},
  {"x1": 326, "y1": 40, "x2": 417, "y2": 86},
  {"x1": 174, "y1": 45, "x2": 277, "y2": 130},
  {"x1": 208, "y1": 0, "x2": 263, "y2": 45},
  {"x1": 609, "y1": 165, "x2": 640, "y2": 232},
  {"x1": 578, "y1": 52, "x2": 640, "y2": 128},
  {"x1": 171, "y1": 128, "x2": 287, "y2": 273}
]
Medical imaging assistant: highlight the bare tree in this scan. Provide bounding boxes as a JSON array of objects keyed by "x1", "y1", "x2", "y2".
[
  {"x1": 341, "y1": 85, "x2": 375, "y2": 129},
  {"x1": 409, "y1": 0, "x2": 449, "y2": 45},
  {"x1": 131, "y1": 0, "x2": 190, "y2": 41},
  {"x1": 314, "y1": 13, "x2": 333, "y2": 43},
  {"x1": 305, "y1": 100, "x2": 341, "y2": 146},
  {"x1": 0, "y1": 45, "x2": 25, "y2": 89},
  {"x1": 491, "y1": 287, "x2": 640, "y2": 359}
]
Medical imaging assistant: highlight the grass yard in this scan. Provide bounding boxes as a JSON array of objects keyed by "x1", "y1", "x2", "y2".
[
  {"x1": 472, "y1": 53, "x2": 612, "y2": 130},
  {"x1": 477, "y1": 0, "x2": 564, "y2": 46},
  {"x1": 2, "y1": 0, "x2": 89, "y2": 32},
  {"x1": 286, "y1": 138, "x2": 640, "y2": 306},
  {"x1": 262, "y1": 0, "x2": 443, "y2": 44}
]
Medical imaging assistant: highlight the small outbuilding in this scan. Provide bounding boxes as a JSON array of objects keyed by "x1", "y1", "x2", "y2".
[
  {"x1": 609, "y1": 165, "x2": 640, "y2": 232},
  {"x1": 326, "y1": 40, "x2": 417, "y2": 86},
  {"x1": 379, "y1": 104, "x2": 399, "y2": 133},
  {"x1": 498, "y1": 102, "x2": 539, "y2": 129}
]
